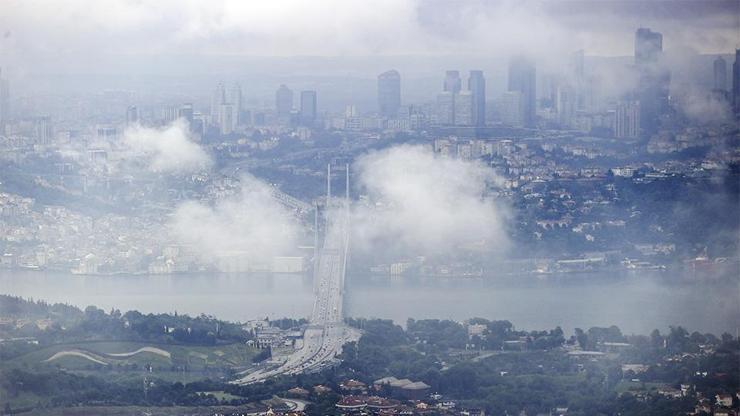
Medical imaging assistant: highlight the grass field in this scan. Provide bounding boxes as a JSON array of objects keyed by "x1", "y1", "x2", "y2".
[
  {"x1": 0, "y1": 340, "x2": 263, "y2": 410},
  {"x1": 1, "y1": 340, "x2": 259, "y2": 383}
]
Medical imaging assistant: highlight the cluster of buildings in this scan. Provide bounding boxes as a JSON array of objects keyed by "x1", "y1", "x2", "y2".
[
  {"x1": 284, "y1": 378, "x2": 491, "y2": 416},
  {"x1": 0, "y1": 182, "x2": 307, "y2": 275},
  {"x1": 363, "y1": 128, "x2": 737, "y2": 275},
  {"x1": 0, "y1": 27, "x2": 736, "y2": 277},
  {"x1": 81, "y1": 29, "x2": 738, "y2": 145},
  {"x1": 189, "y1": 29, "x2": 739, "y2": 143},
  {"x1": 0, "y1": 191, "x2": 171, "y2": 273}
]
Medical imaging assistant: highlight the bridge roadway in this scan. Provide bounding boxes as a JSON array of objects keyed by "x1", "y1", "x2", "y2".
[{"x1": 233, "y1": 212, "x2": 359, "y2": 384}]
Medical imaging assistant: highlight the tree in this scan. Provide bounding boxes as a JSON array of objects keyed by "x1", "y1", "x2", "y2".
[
  {"x1": 575, "y1": 328, "x2": 591, "y2": 350},
  {"x1": 650, "y1": 329, "x2": 663, "y2": 348}
]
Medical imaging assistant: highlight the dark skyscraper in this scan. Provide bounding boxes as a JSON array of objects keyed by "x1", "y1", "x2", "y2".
[
  {"x1": 634, "y1": 27, "x2": 669, "y2": 136},
  {"x1": 377, "y1": 70, "x2": 401, "y2": 118},
  {"x1": 508, "y1": 57, "x2": 536, "y2": 128},
  {"x1": 178, "y1": 103, "x2": 194, "y2": 126},
  {"x1": 125, "y1": 105, "x2": 139, "y2": 126},
  {"x1": 635, "y1": 28, "x2": 662, "y2": 65},
  {"x1": 713, "y1": 56, "x2": 727, "y2": 92},
  {"x1": 733, "y1": 50, "x2": 740, "y2": 117},
  {"x1": 276, "y1": 84, "x2": 293, "y2": 118},
  {"x1": 468, "y1": 70, "x2": 486, "y2": 127},
  {"x1": 300, "y1": 90, "x2": 317, "y2": 126},
  {"x1": 444, "y1": 70, "x2": 462, "y2": 93}
]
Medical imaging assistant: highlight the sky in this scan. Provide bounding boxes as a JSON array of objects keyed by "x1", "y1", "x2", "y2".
[
  {"x1": 0, "y1": 0, "x2": 737, "y2": 107},
  {"x1": 0, "y1": 0, "x2": 736, "y2": 65}
]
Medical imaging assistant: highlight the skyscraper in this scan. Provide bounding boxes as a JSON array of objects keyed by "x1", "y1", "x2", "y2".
[
  {"x1": 178, "y1": 103, "x2": 194, "y2": 126},
  {"x1": 211, "y1": 83, "x2": 226, "y2": 125},
  {"x1": 635, "y1": 28, "x2": 663, "y2": 65},
  {"x1": 436, "y1": 92, "x2": 455, "y2": 125},
  {"x1": 634, "y1": 27, "x2": 669, "y2": 136},
  {"x1": 300, "y1": 90, "x2": 317, "y2": 126},
  {"x1": 0, "y1": 67, "x2": 9, "y2": 131},
  {"x1": 444, "y1": 70, "x2": 462, "y2": 93},
  {"x1": 468, "y1": 70, "x2": 486, "y2": 127},
  {"x1": 615, "y1": 101, "x2": 640, "y2": 139},
  {"x1": 229, "y1": 83, "x2": 242, "y2": 126},
  {"x1": 499, "y1": 91, "x2": 524, "y2": 127},
  {"x1": 125, "y1": 105, "x2": 139, "y2": 126},
  {"x1": 211, "y1": 83, "x2": 242, "y2": 133},
  {"x1": 219, "y1": 103, "x2": 237, "y2": 135},
  {"x1": 571, "y1": 50, "x2": 586, "y2": 111},
  {"x1": 713, "y1": 56, "x2": 727, "y2": 92},
  {"x1": 378, "y1": 70, "x2": 401, "y2": 118},
  {"x1": 508, "y1": 57, "x2": 536, "y2": 128},
  {"x1": 733, "y1": 50, "x2": 740, "y2": 117},
  {"x1": 276, "y1": 84, "x2": 293, "y2": 118},
  {"x1": 454, "y1": 91, "x2": 473, "y2": 126},
  {"x1": 556, "y1": 84, "x2": 576, "y2": 128}
]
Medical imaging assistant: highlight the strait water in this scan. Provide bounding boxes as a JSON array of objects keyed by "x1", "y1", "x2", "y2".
[{"x1": 0, "y1": 270, "x2": 738, "y2": 336}]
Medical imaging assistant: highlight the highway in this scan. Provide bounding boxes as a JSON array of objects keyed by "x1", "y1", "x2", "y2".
[{"x1": 233, "y1": 206, "x2": 359, "y2": 384}]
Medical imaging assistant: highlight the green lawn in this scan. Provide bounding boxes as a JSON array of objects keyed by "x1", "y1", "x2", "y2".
[{"x1": 1, "y1": 340, "x2": 259, "y2": 383}]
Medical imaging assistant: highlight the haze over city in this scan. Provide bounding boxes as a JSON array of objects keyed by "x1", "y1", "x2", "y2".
[{"x1": 0, "y1": 1, "x2": 738, "y2": 415}]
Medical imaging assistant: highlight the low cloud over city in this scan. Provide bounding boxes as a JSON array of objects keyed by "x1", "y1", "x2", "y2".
[
  {"x1": 123, "y1": 119, "x2": 212, "y2": 173},
  {"x1": 0, "y1": 1, "x2": 738, "y2": 414},
  {"x1": 170, "y1": 175, "x2": 300, "y2": 266},
  {"x1": 353, "y1": 145, "x2": 509, "y2": 256}
]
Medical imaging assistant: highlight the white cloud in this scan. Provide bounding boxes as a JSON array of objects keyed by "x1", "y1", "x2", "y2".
[
  {"x1": 169, "y1": 175, "x2": 300, "y2": 264},
  {"x1": 352, "y1": 145, "x2": 509, "y2": 256},
  {"x1": 678, "y1": 89, "x2": 733, "y2": 124},
  {"x1": 122, "y1": 119, "x2": 211, "y2": 174},
  {"x1": 0, "y1": 0, "x2": 734, "y2": 65}
]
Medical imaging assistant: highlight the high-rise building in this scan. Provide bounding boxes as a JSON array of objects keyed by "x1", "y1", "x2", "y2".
[
  {"x1": 614, "y1": 101, "x2": 640, "y2": 139},
  {"x1": 634, "y1": 27, "x2": 670, "y2": 136},
  {"x1": 219, "y1": 103, "x2": 237, "y2": 135},
  {"x1": 300, "y1": 90, "x2": 317, "y2": 126},
  {"x1": 125, "y1": 105, "x2": 139, "y2": 126},
  {"x1": 211, "y1": 83, "x2": 226, "y2": 125},
  {"x1": 556, "y1": 84, "x2": 576, "y2": 128},
  {"x1": 713, "y1": 56, "x2": 727, "y2": 92},
  {"x1": 570, "y1": 50, "x2": 586, "y2": 111},
  {"x1": 468, "y1": 70, "x2": 486, "y2": 126},
  {"x1": 378, "y1": 70, "x2": 401, "y2": 118},
  {"x1": 229, "y1": 83, "x2": 242, "y2": 126},
  {"x1": 162, "y1": 105, "x2": 180, "y2": 123},
  {"x1": 499, "y1": 91, "x2": 524, "y2": 127},
  {"x1": 436, "y1": 92, "x2": 455, "y2": 125},
  {"x1": 454, "y1": 91, "x2": 473, "y2": 126},
  {"x1": 733, "y1": 50, "x2": 740, "y2": 116},
  {"x1": 0, "y1": 67, "x2": 9, "y2": 131},
  {"x1": 444, "y1": 70, "x2": 462, "y2": 93},
  {"x1": 508, "y1": 57, "x2": 536, "y2": 127},
  {"x1": 635, "y1": 28, "x2": 663, "y2": 65},
  {"x1": 178, "y1": 103, "x2": 194, "y2": 126},
  {"x1": 276, "y1": 84, "x2": 294, "y2": 118},
  {"x1": 211, "y1": 83, "x2": 242, "y2": 133}
]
